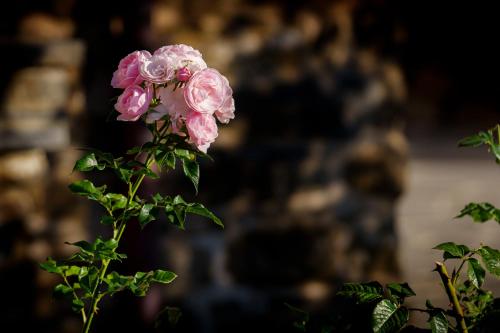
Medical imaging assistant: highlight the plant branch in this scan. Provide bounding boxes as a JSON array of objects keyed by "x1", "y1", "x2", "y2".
[
  {"x1": 63, "y1": 273, "x2": 86, "y2": 323},
  {"x1": 452, "y1": 253, "x2": 474, "y2": 285},
  {"x1": 435, "y1": 261, "x2": 468, "y2": 333},
  {"x1": 81, "y1": 123, "x2": 168, "y2": 333},
  {"x1": 453, "y1": 260, "x2": 466, "y2": 285}
]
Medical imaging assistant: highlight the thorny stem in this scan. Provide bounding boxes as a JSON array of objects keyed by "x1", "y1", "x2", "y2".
[
  {"x1": 63, "y1": 273, "x2": 87, "y2": 323},
  {"x1": 453, "y1": 260, "x2": 466, "y2": 285},
  {"x1": 435, "y1": 261, "x2": 468, "y2": 333},
  {"x1": 452, "y1": 253, "x2": 474, "y2": 285},
  {"x1": 81, "y1": 123, "x2": 169, "y2": 333}
]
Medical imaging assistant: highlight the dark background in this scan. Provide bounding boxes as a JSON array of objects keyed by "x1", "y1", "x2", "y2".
[{"x1": 1, "y1": 1, "x2": 499, "y2": 332}]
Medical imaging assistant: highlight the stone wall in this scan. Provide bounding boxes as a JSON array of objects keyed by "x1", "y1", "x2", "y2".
[
  {"x1": 0, "y1": 1, "x2": 408, "y2": 332},
  {"x1": 0, "y1": 8, "x2": 87, "y2": 332},
  {"x1": 142, "y1": 1, "x2": 408, "y2": 332}
]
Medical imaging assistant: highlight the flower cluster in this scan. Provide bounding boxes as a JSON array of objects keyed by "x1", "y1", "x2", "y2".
[{"x1": 111, "y1": 44, "x2": 235, "y2": 152}]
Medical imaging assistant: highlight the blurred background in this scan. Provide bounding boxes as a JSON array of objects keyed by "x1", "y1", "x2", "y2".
[{"x1": 1, "y1": 0, "x2": 499, "y2": 332}]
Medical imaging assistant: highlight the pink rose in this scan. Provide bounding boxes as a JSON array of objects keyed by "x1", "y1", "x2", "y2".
[
  {"x1": 214, "y1": 75, "x2": 235, "y2": 123},
  {"x1": 111, "y1": 51, "x2": 144, "y2": 88},
  {"x1": 154, "y1": 44, "x2": 207, "y2": 74},
  {"x1": 139, "y1": 51, "x2": 175, "y2": 84},
  {"x1": 114, "y1": 85, "x2": 153, "y2": 121},
  {"x1": 185, "y1": 111, "x2": 218, "y2": 153},
  {"x1": 184, "y1": 68, "x2": 229, "y2": 114},
  {"x1": 176, "y1": 67, "x2": 191, "y2": 82},
  {"x1": 146, "y1": 87, "x2": 188, "y2": 132},
  {"x1": 215, "y1": 94, "x2": 235, "y2": 124}
]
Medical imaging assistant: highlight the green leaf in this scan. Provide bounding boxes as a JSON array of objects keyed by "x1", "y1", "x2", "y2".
[
  {"x1": 135, "y1": 166, "x2": 160, "y2": 179},
  {"x1": 127, "y1": 142, "x2": 156, "y2": 155},
  {"x1": 68, "y1": 180, "x2": 106, "y2": 201},
  {"x1": 115, "y1": 166, "x2": 133, "y2": 183},
  {"x1": 72, "y1": 298, "x2": 85, "y2": 313},
  {"x1": 467, "y1": 257, "x2": 486, "y2": 288},
  {"x1": 130, "y1": 271, "x2": 153, "y2": 296},
  {"x1": 73, "y1": 149, "x2": 119, "y2": 172},
  {"x1": 181, "y1": 157, "x2": 199, "y2": 193},
  {"x1": 493, "y1": 145, "x2": 500, "y2": 162},
  {"x1": 152, "y1": 270, "x2": 177, "y2": 283},
  {"x1": 372, "y1": 299, "x2": 409, "y2": 333},
  {"x1": 433, "y1": 242, "x2": 470, "y2": 259},
  {"x1": 73, "y1": 152, "x2": 98, "y2": 172},
  {"x1": 165, "y1": 152, "x2": 176, "y2": 169},
  {"x1": 126, "y1": 146, "x2": 142, "y2": 155},
  {"x1": 100, "y1": 215, "x2": 115, "y2": 225},
  {"x1": 156, "y1": 150, "x2": 176, "y2": 170},
  {"x1": 40, "y1": 257, "x2": 62, "y2": 274},
  {"x1": 154, "y1": 195, "x2": 224, "y2": 230},
  {"x1": 152, "y1": 193, "x2": 164, "y2": 205},
  {"x1": 92, "y1": 150, "x2": 115, "y2": 165},
  {"x1": 174, "y1": 148, "x2": 193, "y2": 159},
  {"x1": 103, "y1": 193, "x2": 128, "y2": 211},
  {"x1": 66, "y1": 238, "x2": 124, "y2": 261},
  {"x1": 173, "y1": 205, "x2": 187, "y2": 229},
  {"x1": 95, "y1": 238, "x2": 124, "y2": 261},
  {"x1": 99, "y1": 238, "x2": 119, "y2": 252},
  {"x1": 78, "y1": 266, "x2": 99, "y2": 294},
  {"x1": 64, "y1": 265, "x2": 81, "y2": 277},
  {"x1": 105, "y1": 271, "x2": 133, "y2": 294},
  {"x1": 186, "y1": 203, "x2": 224, "y2": 228},
  {"x1": 66, "y1": 240, "x2": 93, "y2": 252},
  {"x1": 165, "y1": 210, "x2": 184, "y2": 229},
  {"x1": 53, "y1": 284, "x2": 73, "y2": 298},
  {"x1": 456, "y1": 202, "x2": 500, "y2": 223},
  {"x1": 139, "y1": 204, "x2": 158, "y2": 228},
  {"x1": 462, "y1": 288, "x2": 494, "y2": 317},
  {"x1": 458, "y1": 131, "x2": 491, "y2": 147},
  {"x1": 173, "y1": 195, "x2": 187, "y2": 205},
  {"x1": 109, "y1": 269, "x2": 178, "y2": 297},
  {"x1": 458, "y1": 127, "x2": 500, "y2": 162},
  {"x1": 386, "y1": 282, "x2": 416, "y2": 302},
  {"x1": 64, "y1": 251, "x2": 94, "y2": 264},
  {"x1": 478, "y1": 246, "x2": 500, "y2": 277},
  {"x1": 194, "y1": 149, "x2": 214, "y2": 162},
  {"x1": 337, "y1": 282, "x2": 384, "y2": 303},
  {"x1": 428, "y1": 311, "x2": 448, "y2": 333}
]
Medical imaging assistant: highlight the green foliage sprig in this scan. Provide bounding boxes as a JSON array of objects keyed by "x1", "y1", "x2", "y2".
[
  {"x1": 288, "y1": 124, "x2": 500, "y2": 333},
  {"x1": 40, "y1": 121, "x2": 223, "y2": 333}
]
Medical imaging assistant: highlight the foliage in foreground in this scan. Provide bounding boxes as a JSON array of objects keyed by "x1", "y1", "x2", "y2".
[{"x1": 288, "y1": 125, "x2": 500, "y2": 333}]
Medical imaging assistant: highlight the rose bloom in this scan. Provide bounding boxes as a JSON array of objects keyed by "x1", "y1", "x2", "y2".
[
  {"x1": 154, "y1": 44, "x2": 207, "y2": 75},
  {"x1": 215, "y1": 76, "x2": 235, "y2": 123},
  {"x1": 184, "y1": 68, "x2": 230, "y2": 115},
  {"x1": 146, "y1": 87, "x2": 188, "y2": 134},
  {"x1": 139, "y1": 51, "x2": 175, "y2": 84},
  {"x1": 176, "y1": 67, "x2": 191, "y2": 82},
  {"x1": 185, "y1": 111, "x2": 218, "y2": 153},
  {"x1": 111, "y1": 51, "x2": 144, "y2": 88},
  {"x1": 114, "y1": 85, "x2": 153, "y2": 121},
  {"x1": 215, "y1": 95, "x2": 235, "y2": 124}
]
